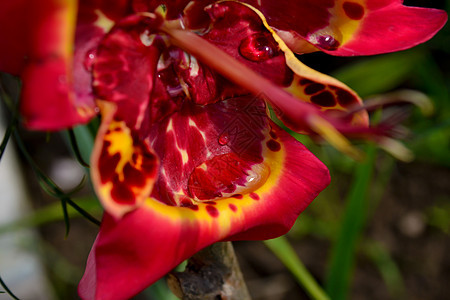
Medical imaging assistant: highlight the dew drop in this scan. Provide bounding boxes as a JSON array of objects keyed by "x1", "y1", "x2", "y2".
[
  {"x1": 316, "y1": 35, "x2": 340, "y2": 51},
  {"x1": 218, "y1": 132, "x2": 230, "y2": 145},
  {"x1": 83, "y1": 48, "x2": 97, "y2": 71},
  {"x1": 239, "y1": 33, "x2": 279, "y2": 62}
]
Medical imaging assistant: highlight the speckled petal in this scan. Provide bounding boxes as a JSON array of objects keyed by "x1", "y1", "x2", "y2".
[
  {"x1": 245, "y1": 0, "x2": 447, "y2": 55},
  {"x1": 79, "y1": 118, "x2": 329, "y2": 300}
]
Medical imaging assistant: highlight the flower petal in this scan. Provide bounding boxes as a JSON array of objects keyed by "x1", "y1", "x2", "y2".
[
  {"x1": 0, "y1": 0, "x2": 97, "y2": 130},
  {"x1": 92, "y1": 14, "x2": 165, "y2": 129},
  {"x1": 91, "y1": 101, "x2": 159, "y2": 219},
  {"x1": 167, "y1": 2, "x2": 368, "y2": 139},
  {"x1": 247, "y1": 0, "x2": 447, "y2": 55},
  {"x1": 73, "y1": 0, "x2": 134, "y2": 124},
  {"x1": 79, "y1": 117, "x2": 329, "y2": 299},
  {"x1": 179, "y1": 2, "x2": 368, "y2": 129}
]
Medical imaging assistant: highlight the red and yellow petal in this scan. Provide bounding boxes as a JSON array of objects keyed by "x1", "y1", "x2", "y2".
[
  {"x1": 248, "y1": 0, "x2": 447, "y2": 56},
  {"x1": 79, "y1": 120, "x2": 329, "y2": 300},
  {"x1": 193, "y1": 2, "x2": 368, "y2": 130},
  {"x1": 91, "y1": 101, "x2": 159, "y2": 219},
  {"x1": 243, "y1": 3, "x2": 368, "y2": 128},
  {"x1": 332, "y1": 0, "x2": 448, "y2": 56}
]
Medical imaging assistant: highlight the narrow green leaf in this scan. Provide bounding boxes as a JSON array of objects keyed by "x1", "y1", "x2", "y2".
[
  {"x1": 0, "y1": 80, "x2": 19, "y2": 162},
  {"x1": 325, "y1": 145, "x2": 377, "y2": 300},
  {"x1": 0, "y1": 118, "x2": 15, "y2": 161},
  {"x1": 0, "y1": 276, "x2": 20, "y2": 300},
  {"x1": 13, "y1": 131, "x2": 101, "y2": 228},
  {"x1": 68, "y1": 128, "x2": 90, "y2": 167},
  {"x1": 0, "y1": 197, "x2": 102, "y2": 236},
  {"x1": 363, "y1": 240, "x2": 405, "y2": 298},
  {"x1": 264, "y1": 236, "x2": 330, "y2": 300}
]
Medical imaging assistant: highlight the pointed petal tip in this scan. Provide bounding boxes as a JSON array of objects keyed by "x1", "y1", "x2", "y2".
[{"x1": 378, "y1": 138, "x2": 414, "y2": 162}]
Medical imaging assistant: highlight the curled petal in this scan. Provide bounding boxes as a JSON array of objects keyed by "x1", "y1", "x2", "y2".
[
  {"x1": 247, "y1": 0, "x2": 447, "y2": 55},
  {"x1": 79, "y1": 120, "x2": 329, "y2": 300}
]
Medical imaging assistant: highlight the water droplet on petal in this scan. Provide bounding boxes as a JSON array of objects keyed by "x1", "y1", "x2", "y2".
[
  {"x1": 218, "y1": 132, "x2": 229, "y2": 145},
  {"x1": 239, "y1": 33, "x2": 279, "y2": 62},
  {"x1": 316, "y1": 35, "x2": 340, "y2": 51},
  {"x1": 83, "y1": 48, "x2": 97, "y2": 71},
  {"x1": 233, "y1": 162, "x2": 270, "y2": 195}
]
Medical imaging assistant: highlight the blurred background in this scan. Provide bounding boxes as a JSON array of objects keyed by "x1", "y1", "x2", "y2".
[{"x1": 0, "y1": 0, "x2": 449, "y2": 299}]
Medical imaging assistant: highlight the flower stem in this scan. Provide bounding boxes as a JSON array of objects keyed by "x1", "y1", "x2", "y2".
[{"x1": 167, "y1": 242, "x2": 251, "y2": 300}]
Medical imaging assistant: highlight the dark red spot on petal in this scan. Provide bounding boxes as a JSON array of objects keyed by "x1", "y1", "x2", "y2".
[
  {"x1": 205, "y1": 201, "x2": 217, "y2": 205},
  {"x1": 304, "y1": 83, "x2": 326, "y2": 95},
  {"x1": 311, "y1": 91, "x2": 336, "y2": 107},
  {"x1": 180, "y1": 197, "x2": 194, "y2": 207},
  {"x1": 111, "y1": 183, "x2": 135, "y2": 204},
  {"x1": 269, "y1": 131, "x2": 277, "y2": 139},
  {"x1": 335, "y1": 89, "x2": 356, "y2": 106},
  {"x1": 187, "y1": 205, "x2": 199, "y2": 211},
  {"x1": 232, "y1": 194, "x2": 243, "y2": 199},
  {"x1": 249, "y1": 192, "x2": 260, "y2": 201},
  {"x1": 99, "y1": 152, "x2": 121, "y2": 184},
  {"x1": 123, "y1": 163, "x2": 146, "y2": 187},
  {"x1": 343, "y1": 2, "x2": 365, "y2": 20},
  {"x1": 206, "y1": 205, "x2": 219, "y2": 217},
  {"x1": 229, "y1": 204, "x2": 237, "y2": 212},
  {"x1": 266, "y1": 139, "x2": 281, "y2": 152},
  {"x1": 299, "y1": 79, "x2": 313, "y2": 86}
]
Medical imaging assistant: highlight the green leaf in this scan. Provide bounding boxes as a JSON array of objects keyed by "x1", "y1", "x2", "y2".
[
  {"x1": 332, "y1": 51, "x2": 423, "y2": 98},
  {"x1": 143, "y1": 278, "x2": 179, "y2": 300},
  {"x1": 264, "y1": 236, "x2": 330, "y2": 300},
  {"x1": 325, "y1": 145, "x2": 377, "y2": 300}
]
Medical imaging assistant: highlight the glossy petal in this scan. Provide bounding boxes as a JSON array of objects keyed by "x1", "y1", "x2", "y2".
[
  {"x1": 79, "y1": 114, "x2": 329, "y2": 299},
  {"x1": 244, "y1": 0, "x2": 447, "y2": 55},
  {"x1": 73, "y1": 0, "x2": 134, "y2": 120},
  {"x1": 334, "y1": 1, "x2": 448, "y2": 56},
  {"x1": 185, "y1": 2, "x2": 368, "y2": 129}
]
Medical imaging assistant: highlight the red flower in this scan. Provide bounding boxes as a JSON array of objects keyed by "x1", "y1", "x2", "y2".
[{"x1": 0, "y1": 1, "x2": 446, "y2": 299}]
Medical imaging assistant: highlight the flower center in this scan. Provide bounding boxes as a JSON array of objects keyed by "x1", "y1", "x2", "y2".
[{"x1": 148, "y1": 96, "x2": 271, "y2": 207}]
